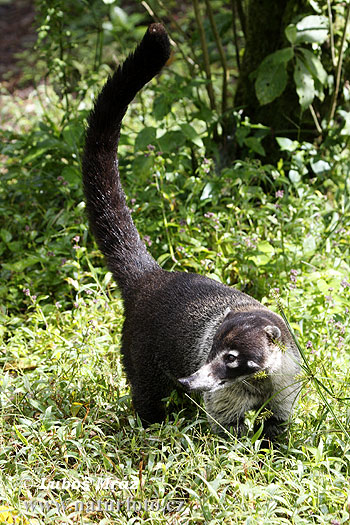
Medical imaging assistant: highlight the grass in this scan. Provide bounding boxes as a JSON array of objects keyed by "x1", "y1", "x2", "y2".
[{"x1": 1, "y1": 9, "x2": 350, "y2": 524}]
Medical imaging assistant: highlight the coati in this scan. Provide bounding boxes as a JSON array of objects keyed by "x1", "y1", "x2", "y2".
[{"x1": 82, "y1": 24, "x2": 301, "y2": 440}]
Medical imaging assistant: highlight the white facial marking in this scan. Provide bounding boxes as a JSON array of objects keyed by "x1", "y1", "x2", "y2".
[
  {"x1": 247, "y1": 360, "x2": 259, "y2": 369},
  {"x1": 229, "y1": 350, "x2": 239, "y2": 357},
  {"x1": 227, "y1": 361, "x2": 239, "y2": 368}
]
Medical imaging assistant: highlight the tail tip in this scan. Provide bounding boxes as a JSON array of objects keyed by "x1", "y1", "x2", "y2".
[
  {"x1": 148, "y1": 23, "x2": 168, "y2": 38},
  {"x1": 141, "y1": 23, "x2": 171, "y2": 65}
]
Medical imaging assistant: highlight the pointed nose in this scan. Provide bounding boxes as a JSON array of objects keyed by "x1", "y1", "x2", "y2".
[{"x1": 178, "y1": 377, "x2": 191, "y2": 389}]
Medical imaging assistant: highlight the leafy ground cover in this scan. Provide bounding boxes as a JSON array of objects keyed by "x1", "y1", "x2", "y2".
[{"x1": 1, "y1": 2, "x2": 350, "y2": 523}]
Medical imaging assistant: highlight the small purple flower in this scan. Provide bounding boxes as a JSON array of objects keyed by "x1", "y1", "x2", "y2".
[
  {"x1": 306, "y1": 341, "x2": 313, "y2": 349},
  {"x1": 147, "y1": 144, "x2": 155, "y2": 151},
  {"x1": 73, "y1": 302, "x2": 79, "y2": 308},
  {"x1": 47, "y1": 251, "x2": 54, "y2": 257},
  {"x1": 23, "y1": 288, "x2": 30, "y2": 296},
  {"x1": 31, "y1": 295, "x2": 37, "y2": 302},
  {"x1": 341, "y1": 279, "x2": 350, "y2": 288},
  {"x1": 245, "y1": 237, "x2": 257, "y2": 249},
  {"x1": 73, "y1": 235, "x2": 80, "y2": 243},
  {"x1": 55, "y1": 301, "x2": 62, "y2": 309},
  {"x1": 86, "y1": 289, "x2": 93, "y2": 295},
  {"x1": 73, "y1": 244, "x2": 80, "y2": 250},
  {"x1": 143, "y1": 235, "x2": 152, "y2": 247},
  {"x1": 57, "y1": 175, "x2": 68, "y2": 186},
  {"x1": 61, "y1": 258, "x2": 67, "y2": 266},
  {"x1": 290, "y1": 269, "x2": 298, "y2": 284},
  {"x1": 25, "y1": 225, "x2": 30, "y2": 232},
  {"x1": 335, "y1": 322, "x2": 345, "y2": 334},
  {"x1": 275, "y1": 190, "x2": 284, "y2": 198},
  {"x1": 338, "y1": 337, "x2": 345, "y2": 348}
]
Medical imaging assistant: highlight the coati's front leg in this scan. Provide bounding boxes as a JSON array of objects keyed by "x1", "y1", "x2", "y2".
[
  {"x1": 254, "y1": 415, "x2": 288, "y2": 442},
  {"x1": 128, "y1": 365, "x2": 173, "y2": 426}
]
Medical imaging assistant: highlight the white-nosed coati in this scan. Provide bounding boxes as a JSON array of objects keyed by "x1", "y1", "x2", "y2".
[{"x1": 82, "y1": 24, "x2": 301, "y2": 440}]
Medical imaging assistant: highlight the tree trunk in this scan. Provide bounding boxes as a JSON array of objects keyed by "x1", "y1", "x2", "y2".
[{"x1": 234, "y1": 0, "x2": 311, "y2": 142}]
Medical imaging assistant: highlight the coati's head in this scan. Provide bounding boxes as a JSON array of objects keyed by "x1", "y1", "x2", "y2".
[{"x1": 178, "y1": 309, "x2": 285, "y2": 392}]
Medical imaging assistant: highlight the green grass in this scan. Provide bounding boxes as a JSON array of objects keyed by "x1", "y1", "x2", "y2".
[{"x1": 1, "y1": 11, "x2": 350, "y2": 523}]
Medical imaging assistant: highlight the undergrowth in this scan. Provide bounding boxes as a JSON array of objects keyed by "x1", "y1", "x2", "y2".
[{"x1": 0, "y1": 1, "x2": 350, "y2": 523}]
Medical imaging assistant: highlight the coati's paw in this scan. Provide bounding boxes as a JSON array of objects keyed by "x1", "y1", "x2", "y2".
[{"x1": 260, "y1": 417, "x2": 288, "y2": 442}]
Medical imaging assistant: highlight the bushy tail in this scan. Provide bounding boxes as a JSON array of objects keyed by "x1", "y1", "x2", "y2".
[{"x1": 82, "y1": 24, "x2": 171, "y2": 294}]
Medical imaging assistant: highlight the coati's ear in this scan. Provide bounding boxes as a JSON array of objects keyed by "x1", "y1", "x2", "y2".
[{"x1": 264, "y1": 325, "x2": 281, "y2": 341}]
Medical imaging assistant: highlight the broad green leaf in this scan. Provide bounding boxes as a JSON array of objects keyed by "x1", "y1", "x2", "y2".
[
  {"x1": 244, "y1": 136, "x2": 265, "y2": 156},
  {"x1": 257, "y1": 241, "x2": 275, "y2": 256},
  {"x1": 255, "y1": 48, "x2": 293, "y2": 105},
  {"x1": 294, "y1": 57, "x2": 315, "y2": 110},
  {"x1": 62, "y1": 123, "x2": 82, "y2": 149},
  {"x1": 289, "y1": 170, "x2": 301, "y2": 183},
  {"x1": 157, "y1": 130, "x2": 186, "y2": 153},
  {"x1": 61, "y1": 166, "x2": 81, "y2": 185},
  {"x1": 0, "y1": 229, "x2": 12, "y2": 243},
  {"x1": 201, "y1": 182, "x2": 213, "y2": 200},
  {"x1": 180, "y1": 123, "x2": 204, "y2": 148},
  {"x1": 3, "y1": 255, "x2": 40, "y2": 272},
  {"x1": 295, "y1": 15, "x2": 329, "y2": 44},
  {"x1": 303, "y1": 235, "x2": 316, "y2": 255},
  {"x1": 153, "y1": 94, "x2": 172, "y2": 120},
  {"x1": 337, "y1": 109, "x2": 350, "y2": 136},
  {"x1": 110, "y1": 6, "x2": 128, "y2": 27},
  {"x1": 267, "y1": 48, "x2": 294, "y2": 64},
  {"x1": 235, "y1": 127, "x2": 250, "y2": 147},
  {"x1": 276, "y1": 137, "x2": 299, "y2": 152},
  {"x1": 310, "y1": 159, "x2": 331, "y2": 175},
  {"x1": 299, "y1": 48, "x2": 327, "y2": 85},
  {"x1": 134, "y1": 127, "x2": 156, "y2": 151},
  {"x1": 132, "y1": 154, "x2": 153, "y2": 178},
  {"x1": 285, "y1": 24, "x2": 297, "y2": 44},
  {"x1": 316, "y1": 278, "x2": 328, "y2": 293},
  {"x1": 23, "y1": 146, "x2": 49, "y2": 164}
]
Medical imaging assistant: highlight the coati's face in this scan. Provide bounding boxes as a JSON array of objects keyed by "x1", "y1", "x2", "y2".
[{"x1": 178, "y1": 309, "x2": 283, "y2": 393}]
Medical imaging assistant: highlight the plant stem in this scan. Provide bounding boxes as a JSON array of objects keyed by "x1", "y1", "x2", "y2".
[
  {"x1": 309, "y1": 104, "x2": 322, "y2": 136},
  {"x1": 231, "y1": 0, "x2": 241, "y2": 71},
  {"x1": 235, "y1": 0, "x2": 246, "y2": 37},
  {"x1": 327, "y1": 0, "x2": 336, "y2": 68},
  {"x1": 192, "y1": 0, "x2": 217, "y2": 113},
  {"x1": 205, "y1": 0, "x2": 229, "y2": 118},
  {"x1": 328, "y1": 1, "x2": 350, "y2": 124},
  {"x1": 141, "y1": 0, "x2": 197, "y2": 76}
]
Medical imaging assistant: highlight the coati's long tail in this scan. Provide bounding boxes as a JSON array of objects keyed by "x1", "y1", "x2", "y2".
[{"x1": 82, "y1": 24, "x2": 171, "y2": 294}]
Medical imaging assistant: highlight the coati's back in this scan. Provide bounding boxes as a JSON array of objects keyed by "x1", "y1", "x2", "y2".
[{"x1": 82, "y1": 25, "x2": 301, "y2": 438}]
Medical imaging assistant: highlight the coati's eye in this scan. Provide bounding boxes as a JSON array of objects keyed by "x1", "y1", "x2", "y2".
[{"x1": 225, "y1": 352, "x2": 238, "y2": 363}]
